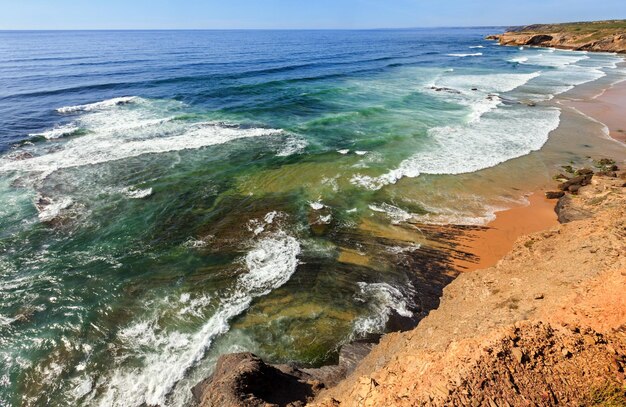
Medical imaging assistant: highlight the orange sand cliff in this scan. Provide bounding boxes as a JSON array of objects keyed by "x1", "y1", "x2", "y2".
[{"x1": 313, "y1": 172, "x2": 626, "y2": 407}]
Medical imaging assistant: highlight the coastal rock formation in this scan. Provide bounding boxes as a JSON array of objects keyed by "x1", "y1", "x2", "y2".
[
  {"x1": 192, "y1": 352, "x2": 322, "y2": 407},
  {"x1": 488, "y1": 20, "x2": 626, "y2": 53},
  {"x1": 192, "y1": 342, "x2": 375, "y2": 407},
  {"x1": 312, "y1": 171, "x2": 626, "y2": 406}
]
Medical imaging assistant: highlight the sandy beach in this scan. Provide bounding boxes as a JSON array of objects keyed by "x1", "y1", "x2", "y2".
[
  {"x1": 456, "y1": 76, "x2": 626, "y2": 273},
  {"x1": 455, "y1": 192, "x2": 558, "y2": 272}
]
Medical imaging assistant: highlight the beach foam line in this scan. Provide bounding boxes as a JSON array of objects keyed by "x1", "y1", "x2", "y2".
[
  {"x1": 351, "y1": 105, "x2": 561, "y2": 190},
  {"x1": 96, "y1": 231, "x2": 300, "y2": 406}
]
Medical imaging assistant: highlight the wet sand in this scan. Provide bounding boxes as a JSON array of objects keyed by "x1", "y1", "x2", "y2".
[
  {"x1": 568, "y1": 79, "x2": 626, "y2": 145},
  {"x1": 455, "y1": 192, "x2": 558, "y2": 272}
]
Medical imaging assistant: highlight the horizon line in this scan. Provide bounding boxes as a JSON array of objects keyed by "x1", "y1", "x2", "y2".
[{"x1": 0, "y1": 26, "x2": 509, "y2": 32}]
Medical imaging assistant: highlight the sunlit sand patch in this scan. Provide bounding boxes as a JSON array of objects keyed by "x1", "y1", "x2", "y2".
[
  {"x1": 358, "y1": 217, "x2": 425, "y2": 243},
  {"x1": 337, "y1": 248, "x2": 371, "y2": 267}
]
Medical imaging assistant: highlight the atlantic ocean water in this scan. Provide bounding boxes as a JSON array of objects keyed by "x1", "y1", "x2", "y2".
[{"x1": 0, "y1": 29, "x2": 624, "y2": 406}]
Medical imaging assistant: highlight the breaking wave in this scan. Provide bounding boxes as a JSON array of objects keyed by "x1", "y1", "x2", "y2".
[
  {"x1": 95, "y1": 232, "x2": 301, "y2": 406},
  {"x1": 0, "y1": 97, "x2": 285, "y2": 178}
]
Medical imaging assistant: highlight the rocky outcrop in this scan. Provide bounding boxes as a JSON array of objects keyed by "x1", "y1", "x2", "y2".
[
  {"x1": 487, "y1": 20, "x2": 626, "y2": 53},
  {"x1": 312, "y1": 170, "x2": 626, "y2": 406},
  {"x1": 192, "y1": 353, "x2": 322, "y2": 407},
  {"x1": 192, "y1": 342, "x2": 375, "y2": 407}
]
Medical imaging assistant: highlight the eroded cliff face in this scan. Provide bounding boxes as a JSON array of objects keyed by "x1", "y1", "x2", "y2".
[
  {"x1": 489, "y1": 32, "x2": 626, "y2": 53},
  {"x1": 312, "y1": 172, "x2": 626, "y2": 406}
]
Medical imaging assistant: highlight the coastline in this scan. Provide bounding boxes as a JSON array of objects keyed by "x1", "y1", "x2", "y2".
[
  {"x1": 312, "y1": 168, "x2": 626, "y2": 406},
  {"x1": 191, "y1": 59, "x2": 626, "y2": 406}
]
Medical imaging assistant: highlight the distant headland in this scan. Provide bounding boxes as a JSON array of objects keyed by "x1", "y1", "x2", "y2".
[{"x1": 487, "y1": 19, "x2": 626, "y2": 53}]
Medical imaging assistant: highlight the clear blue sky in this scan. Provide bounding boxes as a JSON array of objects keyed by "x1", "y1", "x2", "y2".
[{"x1": 0, "y1": 0, "x2": 624, "y2": 30}]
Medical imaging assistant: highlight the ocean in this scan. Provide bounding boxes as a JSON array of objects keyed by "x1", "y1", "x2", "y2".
[{"x1": 0, "y1": 29, "x2": 624, "y2": 406}]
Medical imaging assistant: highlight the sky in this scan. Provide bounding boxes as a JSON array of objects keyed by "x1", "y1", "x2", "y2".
[{"x1": 0, "y1": 0, "x2": 624, "y2": 30}]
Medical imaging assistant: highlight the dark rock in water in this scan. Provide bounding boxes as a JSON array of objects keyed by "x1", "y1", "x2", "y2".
[
  {"x1": 545, "y1": 191, "x2": 565, "y2": 200},
  {"x1": 192, "y1": 342, "x2": 376, "y2": 406},
  {"x1": 307, "y1": 206, "x2": 333, "y2": 236},
  {"x1": 520, "y1": 99, "x2": 536, "y2": 107},
  {"x1": 430, "y1": 86, "x2": 461, "y2": 94},
  {"x1": 192, "y1": 353, "x2": 322, "y2": 407},
  {"x1": 594, "y1": 158, "x2": 616, "y2": 168},
  {"x1": 8, "y1": 151, "x2": 34, "y2": 161}
]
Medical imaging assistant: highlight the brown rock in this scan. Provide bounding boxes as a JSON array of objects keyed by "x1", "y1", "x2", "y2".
[
  {"x1": 568, "y1": 184, "x2": 581, "y2": 194},
  {"x1": 511, "y1": 347, "x2": 525, "y2": 364},
  {"x1": 545, "y1": 191, "x2": 565, "y2": 199},
  {"x1": 192, "y1": 353, "x2": 320, "y2": 407},
  {"x1": 576, "y1": 168, "x2": 594, "y2": 176}
]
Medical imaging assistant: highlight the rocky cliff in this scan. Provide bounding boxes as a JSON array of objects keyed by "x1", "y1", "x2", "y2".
[
  {"x1": 312, "y1": 168, "x2": 626, "y2": 406},
  {"x1": 487, "y1": 20, "x2": 626, "y2": 53}
]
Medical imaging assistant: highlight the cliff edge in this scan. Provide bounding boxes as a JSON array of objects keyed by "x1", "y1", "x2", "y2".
[
  {"x1": 487, "y1": 20, "x2": 626, "y2": 53},
  {"x1": 312, "y1": 170, "x2": 626, "y2": 406}
]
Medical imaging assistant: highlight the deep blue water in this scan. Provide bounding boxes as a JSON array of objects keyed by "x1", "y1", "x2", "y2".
[{"x1": 0, "y1": 28, "x2": 507, "y2": 150}]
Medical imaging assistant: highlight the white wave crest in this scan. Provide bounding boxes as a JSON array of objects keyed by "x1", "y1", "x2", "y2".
[
  {"x1": 509, "y1": 56, "x2": 529, "y2": 64},
  {"x1": 56, "y1": 97, "x2": 139, "y2": 114},
  {"x1": 276, "y1": 136, "x2": 308, "y2": 157},
  {"x1": 96, "y1": 232, "x2": 300, "y2": 407},
  {"x1": 447, "y1": 53, "x2": 483, "y2": 57},
  {"x1": 29, "y1": 124, "x2": 81, "y2": 140},
  {"x1": 1, "y1": 121, "x2": 283, "y2": 178},
  {"x1": 352, "y1": 282, "x2": 413, "y2": 337},
  {"x1": 122, "y1": 187, "x2": 153, "y2": 199}
]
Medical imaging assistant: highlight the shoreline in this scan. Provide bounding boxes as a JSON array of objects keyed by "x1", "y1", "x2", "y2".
[
  {"x1": 567, "y1": 79, "x2": 626, "y2": 145},
  {"x1": 313, "y1": 167, "x2": 626, "y2": 406},
  {"x1": 190, "y1": 55, "x2": 626, "y2": 406},
  {"x1": 455, "y1": 66, "x2": 626, "y2": 273}
]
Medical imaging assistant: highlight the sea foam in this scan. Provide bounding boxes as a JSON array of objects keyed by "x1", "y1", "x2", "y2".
[
  {"x1": 352, "y1": 282, "x2": 413, "y2": 338},
  {"x1": 96, "y1": 232, "x2": 300, "y2": 406},
  {"x1": 0, "y1": 97, "x2": 284, "y2": 178}
]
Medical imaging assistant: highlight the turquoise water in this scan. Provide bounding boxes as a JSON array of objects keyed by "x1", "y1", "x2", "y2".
[{"x1": 0, "y1": 30, "x2": 625, "y2": 406}]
